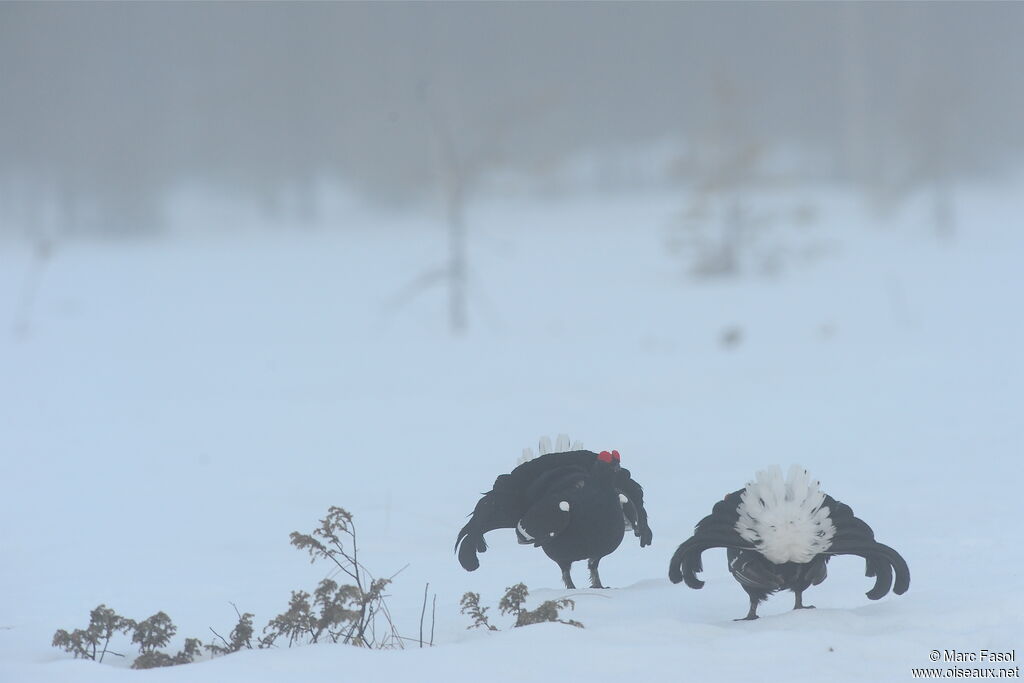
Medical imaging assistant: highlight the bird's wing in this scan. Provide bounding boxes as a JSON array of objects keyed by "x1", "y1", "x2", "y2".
[
  {"x1": 823, "y1": 495, "x2": 911, "y2": 599},
  {"x1": 454, "y1": 452, "x2": 595, "y2": 571},
  {"x1": 615, "y1": 467, "x2": 653, "y2": 547},
  {"x1": 619, "y1": 492, "x2": 638, "y2": 532},
  {"x1": 508, "y1": 450, "x2": 596, "y2": 489},
  {"x1": 515, "y1": 493, "x2": 573, "y2": 546},
  {"x1": 523, "y1": 463, "x2": 588, "y2": 505},
  {"x1": 669, "y1": 490, "x2": 756, "y2": 588}
]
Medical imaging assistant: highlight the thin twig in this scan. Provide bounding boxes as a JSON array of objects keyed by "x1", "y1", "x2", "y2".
[
  {"x1": 377, "y1": 599, "x2": 404, "y2": 650},
  {"x1": 429, "y1": 593, "x2": 436, "y2": 647},
  {"x1": 98, "y1": 635, "x2": 112, "y2": 663},
  {"x1": 419, "y1": 583, "x2": 428, "y2": 647},
  {"x1": 208, "y1": 627, "x2": 231, "y2": 649}
]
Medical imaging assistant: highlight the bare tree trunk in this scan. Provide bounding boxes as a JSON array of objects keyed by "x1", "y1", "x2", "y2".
[
  {"x1": 431, "y1": 102, "x2": 469, "y2": 336},
  {"x1": 446, "y1": 179, "x2": 467, "y2": 335}
]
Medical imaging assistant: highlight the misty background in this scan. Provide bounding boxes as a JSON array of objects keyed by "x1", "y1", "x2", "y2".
[
  {"x1": 3, "y1": 2, "x2": 1023, "y2": 239},
  {"x1": 3, "y1": 6, "x2": 1024, "y2": 681}
]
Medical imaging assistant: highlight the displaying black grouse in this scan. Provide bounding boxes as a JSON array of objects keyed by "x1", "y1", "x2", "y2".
[
  {"x1": 456, "y1": 446, "x2": 652, "y2": 589},
  {"x1": 669, "y1": 465, "x2": 910, "y2": 620}
]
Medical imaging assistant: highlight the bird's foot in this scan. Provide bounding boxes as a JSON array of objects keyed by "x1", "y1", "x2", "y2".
[
  {"x1": 734, "y1": 614, "x2": 759, "y2": 621},
  {"x1": 793, "y1": 592, "x2": 815, "y2": 610}
]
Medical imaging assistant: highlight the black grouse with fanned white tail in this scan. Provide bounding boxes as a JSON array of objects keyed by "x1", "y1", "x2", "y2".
[
  {"x1": 668, "y1": 465, "x2": 909, "y2": 620},
  {"x1": 456, "y1": 445, "x2": 652, "y2": 589}
]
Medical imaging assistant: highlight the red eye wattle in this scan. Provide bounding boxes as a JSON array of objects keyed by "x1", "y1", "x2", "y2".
[
  {"x1": 611, "y1": 450, "x2": 621, "y2": 462},
  {"x1": 597, "y1": 451, "x2": 613, "y2": 463}
]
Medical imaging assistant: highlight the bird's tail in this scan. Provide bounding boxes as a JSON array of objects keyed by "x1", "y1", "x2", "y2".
[
  {"x1": 669, "y1": 535, "x2": 712, "y2": 588},
  {"x1": 455, "y1": 520, "x2": 487, "y2": 571},
  {"x1": 826, "y1": 497, "x2": 910, "y2": 599},
  {"x1": 518, "y1": 433, "x2": 585, "y2": 465},
  {"x1": 827, "y1": 539, "x2": 910, "y2": 599},
  {"x1": 454, "y1": 481, "x2": 518, "y2": 572},
  {"x1": 734, "y1": 465, "x2": 836, "y2": 565},
  {"x1": 669, "y1": 491, "x2": 753, "y2": 588}
]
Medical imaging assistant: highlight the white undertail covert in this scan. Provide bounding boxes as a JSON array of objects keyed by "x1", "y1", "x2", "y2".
[
  {"x1": 519, "y1": 434, "x2": 585, "y2": 465},
  {"x1": 735, "y1": 465, "x2": 836, "y2": 564}
]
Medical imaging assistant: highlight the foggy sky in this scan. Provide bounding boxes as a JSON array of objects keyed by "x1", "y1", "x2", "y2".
[{"x1": 2, "y1": 2, "x2": 1022, "y2": 233}]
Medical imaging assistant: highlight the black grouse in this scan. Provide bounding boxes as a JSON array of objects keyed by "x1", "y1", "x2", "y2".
[
  {"x1": 669, "y1": 465, "x2": 909, "y2": 620},
  {"x1": 456, "y1": 446, "x2": 652, "y2": 589}
]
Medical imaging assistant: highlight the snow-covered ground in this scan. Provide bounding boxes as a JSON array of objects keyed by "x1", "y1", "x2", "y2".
[{"x1": 1, "y1": 182, "x2": 1021, "y2": 682}]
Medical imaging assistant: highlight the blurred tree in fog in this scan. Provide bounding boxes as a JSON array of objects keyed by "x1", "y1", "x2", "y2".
[
  {"x1": 1, "y1": 2, "x2": 1022, "y2": 236},
  {"x1": 667, "y1": 74, "x2": 820, "y2": 280}
]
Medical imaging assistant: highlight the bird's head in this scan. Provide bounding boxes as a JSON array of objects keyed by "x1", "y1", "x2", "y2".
[{"x1": 597, "y1": 450, "x2": 622, "y2": 471}]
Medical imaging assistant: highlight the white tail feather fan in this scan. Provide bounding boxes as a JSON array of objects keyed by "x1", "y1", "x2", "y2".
[
  {"x1": 735, "y1": 465, "x2": 835, "y2": 564},
  {"x1": 517, "y1": 434, "x2": 583, "y2": 465}
]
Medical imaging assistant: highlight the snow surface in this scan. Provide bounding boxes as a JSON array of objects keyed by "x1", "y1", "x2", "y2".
[{"x1": 1, "y1": 183, "x2": 1022, "y2": 682}]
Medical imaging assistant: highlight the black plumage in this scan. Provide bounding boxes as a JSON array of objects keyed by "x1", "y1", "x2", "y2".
[
  {"x1": 456, "y1": 449, "x2": 653, "y2": 589},
  {"x1": 669, "y1": 475, "x2": 910, "y2": 620}
]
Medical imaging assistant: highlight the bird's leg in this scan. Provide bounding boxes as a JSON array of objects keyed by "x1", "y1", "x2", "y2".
[
  {"x1": 587, "y1": 558, "x2": 606, "y2": 589},
  {"x1": 559, "y1": 560, "x2": 575, "y2": 590},
  {"x1": 793, "y1": 590, "x2": 815, "y2": 610},
  {"x1": 734, "y1": 594, "x2": 760, "y2": 621}
]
